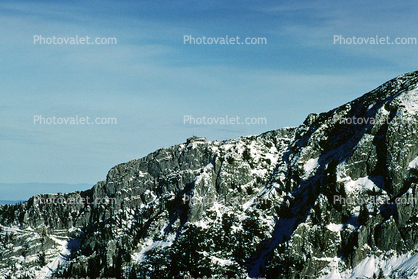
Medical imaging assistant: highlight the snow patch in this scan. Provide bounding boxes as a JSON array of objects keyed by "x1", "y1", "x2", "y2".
[
  {"x1": 327, "y1": 223, "x2": 343, "y2": 232},
  {"x1": 303, "y1": 157, "x2": 320, "y2": 178},
  {"x1": 343, "y1": 176, "x2": 380, "y2": 195},
  {"x1": 409, "y1": 155, "x2": 418, "y2": 169},
  {"x1": 133, "y1": 234, "x2": 175, "y2": 263},
  {"x1": 319, "y1": 250, "x2": 418, "y2": 279}
]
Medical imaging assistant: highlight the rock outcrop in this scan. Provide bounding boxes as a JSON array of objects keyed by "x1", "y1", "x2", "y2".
[{"x1": 2, "y1": 71, "x2": 418, "y2": 278}]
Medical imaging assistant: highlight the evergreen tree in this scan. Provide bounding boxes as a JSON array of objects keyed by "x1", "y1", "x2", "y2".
[
  {"x1": 38, "y1": 252, "x2": 46, "y2": 267},
  {"x1": 358, "y1": 204, "x2": 369, "y2": 225}
]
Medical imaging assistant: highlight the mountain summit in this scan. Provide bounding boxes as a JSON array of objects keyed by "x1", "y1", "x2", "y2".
[{"x1": 2, "y1": 71, "x2": 418, "y2": 278}]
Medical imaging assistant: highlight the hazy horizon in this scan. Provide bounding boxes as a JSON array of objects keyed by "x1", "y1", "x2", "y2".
[
  {"x1": 0, "y1": 182, "x2": 93, "y2": 201},
  {"x1": 2, "y1": 0, "x2": 418, "y2": 197}
]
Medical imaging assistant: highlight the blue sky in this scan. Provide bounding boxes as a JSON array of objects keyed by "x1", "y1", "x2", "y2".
[{"x1": 2, "y1": 0, "x2": 418, "y2": 200}]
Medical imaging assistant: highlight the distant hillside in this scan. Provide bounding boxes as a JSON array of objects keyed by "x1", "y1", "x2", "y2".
[{"x1": 3, "y1": 72, "x2": 418, "y2": 278}]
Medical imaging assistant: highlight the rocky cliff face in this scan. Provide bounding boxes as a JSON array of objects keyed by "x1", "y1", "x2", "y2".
[{"x1": 2, "y1": 72, "x2": 418, "y2": 278}]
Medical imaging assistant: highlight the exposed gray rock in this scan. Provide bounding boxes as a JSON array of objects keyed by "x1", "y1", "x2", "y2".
[{"x1": 2, "y1": 71, "x2": 418, "y2": 278}]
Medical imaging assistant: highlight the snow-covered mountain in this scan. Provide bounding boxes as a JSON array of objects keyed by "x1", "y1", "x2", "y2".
[{"x1": 3, "y1": 71, "x2": 418, "y2": 278}]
